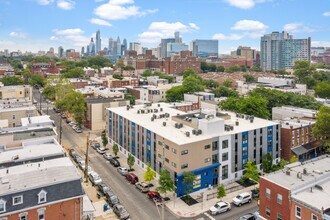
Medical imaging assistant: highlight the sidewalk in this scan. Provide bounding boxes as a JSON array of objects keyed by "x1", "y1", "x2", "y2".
[{"x1": 165, "y1": 184, "x2": 258, "y2": 218}]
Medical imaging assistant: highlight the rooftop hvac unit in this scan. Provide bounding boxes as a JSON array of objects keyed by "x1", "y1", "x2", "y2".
[
  {"x1": 245, "y1": 115, "x2": 249, "y2": 120},
  {"x1": 158, "y1": 103, "x2": 160, "y2": 107},
  {"x1": 160, "y1": 108, "x2": 163, "y2": 112},
  {"x1": 192, "y1": 129, "x2": 197, "y2": 135},
  {"x1": 175, "y1": 123, "x2": 179, "y2": 128},
  {"x1": 126, "y1": 105, "x2": 130, "y2": 111},
  {"x1": 154, "y1": 109, "x2": 158, "y2": 113},
  {"x1": 186, "y1": 132, "x2": 190, "y2": 137},
  {"x1": 150, "y1": 109, "x2": 153, "y2": 113},
  {"x1": 235, "y1": 120, "x2": 239, "y2": 126},
  {"x1": 198, "y1": 129, "x2": 202, "y2": 135},
  {"x1": 151, "y1": 117, "x2": 154, "y2": 121},
  {"x1": 165, "y1": 113, "x2": 170, "y2": 118},
  {"x1": 179, "y1": 123, "x2": 183, "y2": 128},
  {"x1": 163, "y1": 122, "x2": 166, "y2": 126},
  {"x1": 188, "y1": 118, "x2": 192, "y2": 122},
  {"x1": 250, "y1": 119, "x2": 254, "y2": 123},
  {"x1": 137, "y1": 110, "x2": 140, "y2": 114}
]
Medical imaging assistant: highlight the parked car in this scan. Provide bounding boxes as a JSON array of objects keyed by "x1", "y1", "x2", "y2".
[
  {"x1": 113, "y1": 204, "x2": 130, "y2": 220},
  {"x1": 232, "y1": 192, "x2": 252, "y2": 206},
  {"x1": 89, "y1": 172, "x2": 102, "y2": 185},
  {"x1": 69, "y1": 148, "x2": 76, "y2": 158},
  {"x1": 81, "y1": 165, "x2": 93, "y2": 175},
  {"x1": 91, "y1": 142, "x2": 101, "y2": 149},
  {"x1": 147, "y1": 191, "x2": 163, "y2": 204},
  {"x1": 73, "y1": 155, "x2": 82, "y2": 163},
  {"x1": 74, "y1": 127, "x2": 82, "y2": 133},
  {"x1": 251, "y1": 189, "x2": 259, "y2": 199},
  {"x1": 69, "y1": 122, "x2": 76, "y2": 127},
  {"x1": 78, "y1": 160, "x2": 85, "y2": 170},
  {"x1": 209, "y1": 201, "x2": 231, "y2": 215},
  {"x1": 98, "y1": 183, "x2": 110, "y2": 195},
  {"x1": 104, "y1": 190, "x2": 120, "y2": 206},
  {"x1": 103, "y1": 153, "x2": 112, "y2": 160},
  {"x1": 117, "y1": 167, "x2": 128, "y2": 176},
  {"x1": 126, "y1": 173, "x2": 139, "y2": 184},
  {"x1": 110, "y1": 158, "x2": 121, "y2": 167},
  {"x1": 238, "y1": 213, "x2": 256, "y2": 220},
  {"x1": 66, "y1": 119, "x2": 71, "y2": 124},
  {"x1": 61, "y1": 114, "x2": 67, "y2": 119},
  {"x1": 135, "y1": 182, "x2": 150, "y2": 193},
  {"x1": 96, "y1": 147, "x2": 106, "y2": 154}
]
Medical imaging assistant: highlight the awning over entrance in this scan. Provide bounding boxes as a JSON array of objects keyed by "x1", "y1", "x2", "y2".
[{"x1": 291, "y1": 144, "x2": 314, "y2": 155}]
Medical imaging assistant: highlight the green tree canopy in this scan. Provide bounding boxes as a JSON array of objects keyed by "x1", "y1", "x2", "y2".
[
  {"x1": 222, "y1": 79, "x2": 233, "y2": 88},
  {"x1": 212, "y1": 86, "x2": 239, "y2": 98},
  {"x1": 217, "y1": 184, "x2": 226, "y2": 201},
  {"x1": 101, "y1": 130, "x2": 108, "y2": 147},
  {"x1": 144, "y1": 163, "x2": 156, "y2": 184},
  {"x1": 315, "y1": 81, "x2": 330, "y2": 98},
  {"x1": 243, "y1": 73, "x2": 256, "y2": 83},
  {"x1": 182, "y1": 75, "x2": 204, "y2": 92},
  {"x1": 166, "y1": 86, "x2": 186, "y2": 102},
  {"x1": 157, "y1": 169, "x2": 175, "y2": 197},
  {"x1": 203, "y1": 79, "x2": 219, "y2": 89},
  {"x1": 312, "y1": 106, "x2": 330, "y2": 151},
  {"x1": 182, "y1": 172, "x2": 196, "y2": 194},
  {"x1": 62, "y1": 67, "x2": 84, "y2": 78},
  {"x1": 243, "y1": 160, "x2": 259, "y2": 182},
  {"x1": 112, "y1": 74, "x2": 124, "y2": 80},
  {"x1": 29, "y1": 74, "x2": 46, "y2": 87},
  {"x1": 113, "y1": 143, "x2": 119, "y2": 156},
  {"x1": 1, "y1": 76, "x2": 23, "y2": 86},
  {"x1": 124, "y1": 94, "x2": 136, "y2": 105},
  {"x1": 261, "y1": 153, "x2": 274, "y2": 173},
  {"x1": 141, "y1": 69, "x2": 153, "y2": 77},
  {"x1": 127, "y1": 154, "x2": 135, "y2": 170},
  {"x1": 182, "y1": 68, "x2": 196, "y2": 78}
]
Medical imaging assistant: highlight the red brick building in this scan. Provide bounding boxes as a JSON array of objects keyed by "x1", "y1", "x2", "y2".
[
  {"x1": 164, "y1": 51, "x2": 200, "y2": 74},
  {"x1": 31, "y1": 62, "x2": 64, "y2": 76},
  {"x1": 259, "y1": 156, "x2": 330, "y2": 220}
]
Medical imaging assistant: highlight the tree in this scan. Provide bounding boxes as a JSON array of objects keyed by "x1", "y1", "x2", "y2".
[
  {"x1": 203, "y1": 79, "x2": 219, "y2": 89},
  {"x1": 261, "y1": 153, "x2": 274, "y2": 173},
  {"x1": 212, "y1": 86, "x2": 239, "y2": 98},
  {"x1": 315, "y1": 81, "x2": 330, "y2": 98},
  {"x1": 201, "y1": 62, "x2": 208, "y2": 73},
  {"x1": 217, "y1": 184, "x2": 226, "y2": 201},
  {"x1": 289, "y1": 155, "x2": 298, "y2": 163},
  {"x1": 101, "y1": 130, "x2": 108, "y2": 147},
  {"x1": 277, "y1": 159, "x2": 289, "y2": 169},
  {"x1": 63, "y1": 67, "x2": 84, "y2": 78},
  {"x1": 250, "y1": 65, "x2": 262, "y2": 72},
  {"x1": 113, "y1": 143, "x2": 119, "y2": 157},
  {"x1": 87, "y1": 56, "x2": 112, "y2": 68},
  {"x1": 222, "y1": 79, "x2": 233, "y2": 88},
  {"x1": 182, "y1": 75, "x2": 204, "y2": 92},
  {"x1": 127, "y1": 154, "x2": 135, "y2": 171},
  {"x1": 312, "y1": 106, "x2": 330, "y2": 151},
  {"x1": 29, "y1": 74, "x2": 46, "y2": 87},
  {"x1": 42, "y1": 85, "x2": 56, "y2": 100},
  {"x1": 112, "y1": 74, "x2": 124, "y2": 80},
  {"x1": 166, "y1": 86, "x2": 186, "y2": 102},
  {"x1": 157, "y1": 169, "x2": 175, "y2": 197},
  {"x1": 216, "y1": 65, "x2": 225, "y2": 72},
  {"x1": 182, "y1": 68, "x2": 196, "y2": 78},
  {"x1": 144, "y1": 163, "x2": 156, "y2": 187},
  {"x1": 243, "y1": 160, "x2": 259, "y2": 182},
  {"x1": 183, "y1": 172, "x2": 196, "y2": 195},
  {"x1": 293, "y1": 60, "x2": 316, "y2": 88},
  {"x1": 1, "y1": 76, "x2": 23, "y2": 86},
  {"x1": 124, "y1": 94, "x2": 135, "y2": 105},
  {"x1": 243, "y1": 74, "x2": 256, "y2": 83},
  {"x1": 141, "y1": 69, "x2": 153, "y2": 77}
]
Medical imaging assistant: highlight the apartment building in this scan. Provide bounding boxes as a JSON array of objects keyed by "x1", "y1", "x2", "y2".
[
  {"x1": 0, "y1": 85, "x2": 33, "y2": 101},
  {"x1": 272, "y1": 106, "x2": 321, "y2": 161},
  {"x1": 107, "y1": 103, "x2": 280, "y2": 196},
  {"x1": 259, "y1": 156, "x2": 330, "y2": 220},
  {"x1": 164, "y1": 51, "x2": 201, "y2": 74},
  {"x1": 0, "y1": 102, "x2": 38, "y2": 128}
]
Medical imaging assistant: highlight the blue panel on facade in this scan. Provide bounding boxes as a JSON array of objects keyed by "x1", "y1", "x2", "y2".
[
  {"x1": 267, "y1": 126, "x2": 273, "y2": 153},
  {"x1": 176, "y1": 163, "x2": 220, "y2": 197},
  {"x1": 131, "y1": 122, "x2": 136, "y2": 156},
  {"x1": 242, "y1": 131, "x2": 248, "y2": 166},
  {"x1": 108, "y1": 110, "x2": 112, "y2": 137},
  {"x1": 119, "y1": 116, "x2": 123, "y2": 147},
  {"x1": 146, "y1": 130, "x2": 151, "y2": 164}
]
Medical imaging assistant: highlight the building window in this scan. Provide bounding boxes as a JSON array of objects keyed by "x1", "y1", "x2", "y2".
[
  {"x1": 12, "y1": 115, "x2": 15, "y2": 120},
  {"x1": 205, "y1": 158, "x2": 211, "y2": 163},
  {"x1": 204, "y1": 144, "x2": 211, "y2": 150},
  {"x1": 222, "y1": 140, "x2": 228, "y2": 149},
  {"x1": 181, "y1": 164, "x2": 188, "y2": 169},
  {"x1": 0, "y1": 199, "x2": 6, "y2": 213},
  {"x1": 38, "y1": 209, "x2": 45, "y2": 220},
  {"x1": 165, "y1": 158, "x2": 169, "y2": 163},
  {"x1": 13, "y1": 195, "x2": 23, "y2": 205},
  {"x1": 266, "y1": 188, "x2": 271, "y2": 199},
  {"x1": 19, "y1": 213, "x2": 27, "y2": 220},
  {"x1": 311, "y1": 214, "x2": 318, "y2": 220},
  {"x1": 222, "y1": 152, "x2": 228, "y2": 161},
  {"x1": 295, "y1": 206, "x2": 301, "y2": 219},
  {"x1": 158, "y1": 153, "x2": 162, "y2": 158},
  {"x1": 172, "y1": 148, "x2": 177, "y2": 154},
  {"x1": 277, "y1": 194, "x2": 282, "y2": 204},
  {"x1": 38, "y1": 190, "x2": 47, "y2": 204},
  {"x1": 222, "y1": 165, "x2": 228, "y2": 180},
  {"x1": 181, "y1": 150, "x2": 188, "y2": 155},
  {"x1": 277, "y1": 213, "x2": 282, "y2": 220},
  {"x1": 165, "y1": 145, "x2": 169, "y2": 150},
  {"x1": 266, "y1": 207, "x2": 271, "y2": 216},
  {"x1": 171, "y1": 162, "x2": 176, "y2": 168}
]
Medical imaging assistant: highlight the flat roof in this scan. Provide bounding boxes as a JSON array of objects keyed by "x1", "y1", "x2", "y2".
[
  {"x1": 262, "y1": 156, "x2": 330, "y2": 191},
  {"x1": 0, "y1": 105, "x2": 36, "y2": 113},
  {"x1": 108, "y1": 103, "x2": 277, "y2": 145},
  {"x1": 13, "y1": 128, "x2": 56, "y2": 141},
  {"x1": 0, "y1": 157, "x2": 81, "y2": 196},
  {"x1": 87, "y1": 97, "x2": 126, "y2": 104},
  {"x1": 0, "y1": 139, "x2": 65, "y2": 165},
  {"x1": 277, "y1": 118, "x2": 315, "y2": 129}
]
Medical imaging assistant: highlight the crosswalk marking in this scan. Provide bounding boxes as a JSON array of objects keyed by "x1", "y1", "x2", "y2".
[{"x1": 204, "y1": 212, "x2": 216, "y2": 220}]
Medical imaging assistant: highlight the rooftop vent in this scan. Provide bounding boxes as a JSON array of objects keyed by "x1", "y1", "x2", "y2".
[
  {"x1": 315, "y1": 184, "x2": 323, "y2": 191},
  {"x1": 286, "y1": 170, "x2": 290, "y2": 175},
  {"x1": 163, "y1": 122, "x2": 166, "y2": 126},
  {"x1": 185, "y1": 132, "x2": 190, "y2": 137},
  {"x1": 313, "y1": 170, "x2": 323, "y2": 175},
  {"x1": 235, "y1": 120, "x2": 239, "y2": 126},
  {"x1": 303, "y1": 168, "x2": 307, "y2": 175}
]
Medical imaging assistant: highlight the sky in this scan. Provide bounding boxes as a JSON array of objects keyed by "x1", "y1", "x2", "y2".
[{"x1": 0, "y1": 0, "x2": 330, "y2": 54}]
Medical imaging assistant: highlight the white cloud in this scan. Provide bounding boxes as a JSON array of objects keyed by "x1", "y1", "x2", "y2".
[
  {"x1": 52, "y1": 28, "x2": 89, "y2": 47},
  {"x1": 231, "y1": 20, "x2": 268, "y2": 31},
  {"x1": 94, "y1": 0, "x2": 157, "y2": 20},
  {"x1": 89, "y1": 18, "x2": 112, "y2": 27},
  {"x1": 138, "y1": 22, "x2": 200, "y2": 44},
  {"x1": 0, "y1": 40, "x2": 15, "y2": 48},
  {"x1": 57, "y1": 0, "x2": 75, "y2": 10},
  {"x1": 49, "y1": 36, "x2": 59, "y2": 41},
  {"x1": 212, "y1": 33, "x2": 243, "y2": 40},
  {"x1": 9, "y1": 32, "x2": 27, "y2": 39},
  {"x1": 312, "y1": 41, "x2": 330, "y2": 47},
  {"x1": 283, "y1": 22, "x2": 315, "y2": 33},
  {"x1": 36, "y1": 0, "x2": 54, "y2": 5},
  {"x1": 323, "y1": 12, "x2": 330, "y2": 16},
  {"x1": 224, "y1": 0, "x2": 270, "y2": 9}
]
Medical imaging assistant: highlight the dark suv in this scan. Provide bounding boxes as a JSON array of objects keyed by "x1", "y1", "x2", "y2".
[{"x1": 110, "y1": 158, "x2": 121, "y2": 167}]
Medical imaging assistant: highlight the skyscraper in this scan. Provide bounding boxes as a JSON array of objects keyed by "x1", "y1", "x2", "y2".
[
  {"x1": 116, "y1": 37, "x2": 121, "y2": 56},
  {"x1": 89, "y1": 38, "x2": 95, "y2": 56},
  {"x1": 81, "y1": 47, "x2": 85, "y2": 56},
  {"x1": 58, "y1": 46, "x2": 64, "y2": 58},
  {"x1": 122, "y1": 38, "x2": 128, "y2": 53},
  {"x1": 260, "y1": 31, "x2": 311, "y2": 71},
  {"x1": 190, "y1": 39, "x2": 219, "y2": 58},
  {"x1": 96, "y1": 30, "x2": 101, "y2": 54},
  {"x1": 174, "y1": 31, "x2": 182, "y2": 43},
  {"x1": 129, "y1": 42, "x2": 142, "y2": 55}
]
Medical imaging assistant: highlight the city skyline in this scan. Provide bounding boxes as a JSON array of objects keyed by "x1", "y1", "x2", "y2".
[{"x1": 0, "y1": 0, "x2": 330, "y2": 53}]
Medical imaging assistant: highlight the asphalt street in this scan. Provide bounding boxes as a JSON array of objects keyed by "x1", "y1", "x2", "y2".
[{"x1": 33, "y1": 88, "x2": 258, "y2": 220}]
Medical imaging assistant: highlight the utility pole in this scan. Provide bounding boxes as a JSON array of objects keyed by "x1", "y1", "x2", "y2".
[
  {"x1": 84, "y1": 132, "x2": 90, "y2": 184},
  {"x1": 59, "y1": 116, "x2": 62, "y2": 145},
  {"x1": 162, "y1": 138, "x2": 165, "y2": 220},
  {"x1": 39, "y1": 92, "x2": 42, "y2": 113}
]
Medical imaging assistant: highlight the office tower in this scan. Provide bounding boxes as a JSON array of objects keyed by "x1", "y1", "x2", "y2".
[
  {"x1": 116, "y1": 37, "x2": 121, "y2": 56},
  {"x1": 260, "y1": 31, "x2": 311, "y2": 71},
  {"x1": 96, "y1": 30, "x2": 101, "y2": 54},
  {"x1": 86, "y1": 45, "x2": 90, "y2": 55},
  {"x1": 160, "y1": 38, "x2": 175, "y2": 58},
  {"x1": 166, "y1": 42, "x2": 189, "y2": 57},
  {"x1": 58, "y1": 46, "x2": 64, "y2": 58},
  {"x1": 108, "y1": 37, "x2": 115, "y2": 56},
  {"x1": 129, "y1": 42, "x2": 142, "y2": 55},
  {"x1": 89, "y1": 38, "x2": 95, "y2": 56},
  {"x1": 81, "y1": 47, "x2": 85, "y2": 55},
  {"x1": 174, "y1": 31, "x2": 182, "y2": 43},
  {"x1": 122, "y1": 38, "x2": 128, "y2": 53},
  {"x1": 190, "y1": 40, "x2": 219, "y2": 58}
]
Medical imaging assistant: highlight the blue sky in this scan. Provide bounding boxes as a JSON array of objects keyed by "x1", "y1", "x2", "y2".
[{"x1": 0, "y1": 0, "x2": 330, "y2": 54}]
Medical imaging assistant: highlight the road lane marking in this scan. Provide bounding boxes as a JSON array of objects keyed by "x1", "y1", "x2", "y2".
[{"x1": 204, "y1": 212, "x2": 216, "y2": 220}]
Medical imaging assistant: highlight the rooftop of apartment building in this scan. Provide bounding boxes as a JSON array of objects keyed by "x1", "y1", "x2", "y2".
[
  {"x1": 86, "y1": 96, "x2": 126, "y2": 104},
  {"x1": 0, "y1": 157, "x2": 81, "y2": 196},
  {"x1": 0, "y1": 104, "x2": 36, "y2": 113},
  {"x1": 272, "y1": 106, "x2": 317, "y2": 120},
  {"x1": 68, "y1": 78, "x2": 90, "y2": 83},
  {"x1": 76, "y1": 86, "x2": 125, "y2": 96},
  {"x1": 0, "y1": 138, "x2": 65, "y2": 165},
  {"x1": 276, "y1": 118, "x2": 315, "y2": 129},
  {"x1": 108, "y1": 103, "x2": 278, "y2": 145},
  {"x1": 0, "y1": 85, "x2": 32, "y2": 89}
]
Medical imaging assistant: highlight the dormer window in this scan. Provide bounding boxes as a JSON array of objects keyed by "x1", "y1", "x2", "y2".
[
  {"x1": 38, "y1": 190, "x2": 47, "y2": 204},
  {"x1": 0, "y1": 199, "x2": 6, "y2": 213}
]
